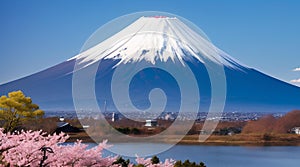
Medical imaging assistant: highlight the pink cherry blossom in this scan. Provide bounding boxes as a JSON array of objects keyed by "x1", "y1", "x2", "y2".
[{"x1": 0, "y1": 129, "x2": 175, "y2": 167}]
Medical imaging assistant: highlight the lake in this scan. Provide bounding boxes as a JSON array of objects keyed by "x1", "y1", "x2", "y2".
[{"x1": 85, "y1": 143, "x2": 300, "y2": 167}]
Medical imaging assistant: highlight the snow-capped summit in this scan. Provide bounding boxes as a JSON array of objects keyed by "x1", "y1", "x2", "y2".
[{"x1": 70, "y1": 16, "x2": 239, "y2": 69}]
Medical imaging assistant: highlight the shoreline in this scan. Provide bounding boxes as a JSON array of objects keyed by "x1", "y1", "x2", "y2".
[{"x1": 66, "y1": 132, "x2": 300, "y2": 146}]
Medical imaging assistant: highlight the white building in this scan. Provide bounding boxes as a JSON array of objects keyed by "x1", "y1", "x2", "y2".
[
  {"x1": 291, "y1": 127, "x2": 300, "y2": 134},
  {"x1": 59, "y1": 116, "x2": 65, "y2": 122},
  {"x1": 145, "y1": 120, "x2": 158, "y2": 127},
  {"x1": 112, "y1": 112, "x2": 119, "y2": 122}
]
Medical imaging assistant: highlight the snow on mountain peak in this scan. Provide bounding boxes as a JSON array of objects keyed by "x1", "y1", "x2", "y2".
[{"x1": 70, "y1": 16, "x2": 242, "y2": 69}]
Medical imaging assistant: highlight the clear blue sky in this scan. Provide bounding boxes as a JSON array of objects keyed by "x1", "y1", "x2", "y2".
[{"x1": 1, "y1": 0, "x2": 300, "y2": 86}]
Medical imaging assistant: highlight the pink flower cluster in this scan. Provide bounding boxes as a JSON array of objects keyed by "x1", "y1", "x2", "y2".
[
  {"x1": 135, "y1": 156, "x2": 174, "y2": 167},
  {"x1": 0, "y1": 129, "x2": 174, "y2": 167}
]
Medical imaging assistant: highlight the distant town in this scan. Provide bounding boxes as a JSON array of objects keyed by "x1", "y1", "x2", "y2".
[{"x1": 45, "y1": 110, "x2": 284, "y2": 122}]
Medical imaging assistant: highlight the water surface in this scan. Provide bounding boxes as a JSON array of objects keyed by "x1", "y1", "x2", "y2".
[{"x1": 87, "y1": 143, "x2": 300, "y2": 167}]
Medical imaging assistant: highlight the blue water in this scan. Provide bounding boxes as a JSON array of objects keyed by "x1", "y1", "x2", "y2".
[{"x1": 85, "y1": 143, "x2": 300, "y2": 167}]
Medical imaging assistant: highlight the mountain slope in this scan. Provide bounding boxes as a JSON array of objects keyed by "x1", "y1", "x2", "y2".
[{"x1": 0, "y1": 16, "x2": 299, "y2": 112}]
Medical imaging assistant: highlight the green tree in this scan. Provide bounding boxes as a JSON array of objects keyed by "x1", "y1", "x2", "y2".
[
  {"x1": 112, "y1": 157, "x2": 130, "y2": 167},
  {"x1": 151, "y1": 155, "x2": 160, "y2": 164},
  {"x1": 0, "y1": 90, "x2": 44, "y2": 132},
  {"x1": 174, "y1": 160, "x2": 182, "y2": 167},
  {"x1": 174, "y1": 159, "x2": 206, "y2": 167},
  {"x1": 199, "y1": 162, "x2": 206, "y2": 167}
]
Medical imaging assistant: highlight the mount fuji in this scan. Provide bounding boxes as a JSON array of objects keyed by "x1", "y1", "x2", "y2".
[{"x1": 1, "y1": 16, "x2": 299, "y2": 113}]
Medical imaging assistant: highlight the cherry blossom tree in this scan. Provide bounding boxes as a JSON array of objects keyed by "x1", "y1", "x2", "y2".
[
  {"x1": 0, "y1": 129, "x2": 175, "y2": 167},
  {"x1": 0, "y1": 129, "x2": 117, "y2": 166}
]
